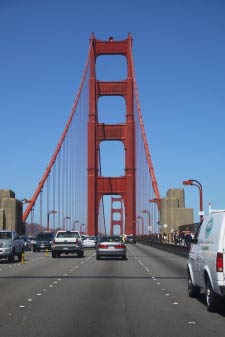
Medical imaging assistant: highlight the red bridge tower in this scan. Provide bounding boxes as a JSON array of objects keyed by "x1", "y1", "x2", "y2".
[{"x1": 88, "y1": 34, "x2": 136, "y2": 235}]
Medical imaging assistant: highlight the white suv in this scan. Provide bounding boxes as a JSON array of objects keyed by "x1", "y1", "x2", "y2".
[
  {"x1": 187, "y1": 212, "x2": 225, "y2": 312},
  {"x1": 51, "y1": 230, "x2": 84, "y2": 258}
]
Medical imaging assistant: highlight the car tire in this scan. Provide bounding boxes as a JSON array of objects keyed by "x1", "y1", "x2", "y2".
[
  {"x1": 96, "y1": 255, "x2": 100, "y2": 260},
  {"x1": 78, "y1": 251, "x2": 84, "y2": 258},
  {"x1": 8, "y1": 253, "x2": 14, "y2": 263},
  {"x1": 122, "y1": 255, "x2": 127, "y2": 260},
  {"x1": 18, "y1": 252, "x2": 23, "y2": 262},
  {"x1": 33, "y1": 248, "x2": 36, "y2": 252},
  {"x1": 206, "y1": 279, "x2": 218, "y2": 312},
  {"x1": 188, "y1": 271, "x2": 200, "y2": 298},
  {"x1": 52, "y1": 252, "x2": 56, "y2": 258}
]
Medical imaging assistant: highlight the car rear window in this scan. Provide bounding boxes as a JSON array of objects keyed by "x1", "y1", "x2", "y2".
[
  {"x1": 36, "y1": 233, "x2": 54, "y2": 240},
  {"x1": 0, "y1": 232, "x2": 12, "y2": 239},
  {"x1": 56, "y1": 232, "x2": 79, "y2": 239},
  {"x1": 99, "y1": 236, "x2": 122, "y2": 243}
]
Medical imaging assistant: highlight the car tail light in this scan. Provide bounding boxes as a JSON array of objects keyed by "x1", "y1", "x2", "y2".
[
  {"x1": 216, "y1": 252, "x2": 223, "y2": 272},
  {"x1": 115, "y1": 244, "x2": 126, "y2": 249},
  {"x1": 99, "y1": 244, "x2": 108, "y2": 249}
]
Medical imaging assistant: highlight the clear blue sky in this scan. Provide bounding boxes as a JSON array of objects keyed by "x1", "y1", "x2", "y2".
[{"x1": 1, "y1": 0, "x2": 225, "y2": 223}]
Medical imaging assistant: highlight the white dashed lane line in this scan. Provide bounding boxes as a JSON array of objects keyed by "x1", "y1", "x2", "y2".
[
  {"x1": 128, "y1": 246, "x2": 199, "y2": 326},
  {"x1": 4, "y1": 253, "x2": 94, "y2": 318}
]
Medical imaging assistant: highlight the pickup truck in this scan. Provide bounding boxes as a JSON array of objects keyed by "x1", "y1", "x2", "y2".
[
  {"x1": 51, "y1": 230, "x2": 84, "y2": 258},
  {"x1": 0, "y1": 230, "x2": 24, "y2": 262}
]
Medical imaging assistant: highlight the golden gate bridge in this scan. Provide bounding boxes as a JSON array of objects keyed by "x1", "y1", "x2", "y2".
[{"x1": 23, "y1": 34, "x2": 160, "y2": 236}]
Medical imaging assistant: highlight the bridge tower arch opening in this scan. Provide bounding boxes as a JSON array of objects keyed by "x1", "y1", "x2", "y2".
[
  {"x1": 98, "y1": 96, "x2": 126, "y2": 124},
  {"x1": 99, "y1": 140, "x2": 125, "y2": 177},
  {"x1": 96, "y1": 55, "x2": 127, "y2": 81}
]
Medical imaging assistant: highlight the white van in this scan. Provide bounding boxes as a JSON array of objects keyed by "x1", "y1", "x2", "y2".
[{"x1": 187, "y1": 212, "x2": 225, "y2": 312}]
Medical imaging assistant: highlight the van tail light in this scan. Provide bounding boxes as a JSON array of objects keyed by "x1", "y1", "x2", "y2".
[{"x1": 216, "y1": 252, "x2": 223, "y2": 272}]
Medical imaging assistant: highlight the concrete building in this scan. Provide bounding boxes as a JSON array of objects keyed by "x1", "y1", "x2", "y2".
[
  {"x1": 0, "y1": 189, "x2": 24, "y2": 234},
  {"x1": 159, "y1": 188, "x2": 194, "y2": 234}
]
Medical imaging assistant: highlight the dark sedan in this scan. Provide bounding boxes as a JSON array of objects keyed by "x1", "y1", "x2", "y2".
[
  {"x1": 126, "y1": 235, "x2": 136, "y2": 244},
  {"x1": 33, "y1": 232, "x2": 54, "y2": 252}
]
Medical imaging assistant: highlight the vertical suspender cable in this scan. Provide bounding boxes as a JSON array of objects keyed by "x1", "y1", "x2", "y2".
[
  {"x1": 53, "y1": 163, "x2": 56, "y2": 230},
  {"x1": 129, "y1": 43, "x2": 160, "y2": 208},
  {"x1": 62, "y1": 143, "x2": 65, "y2": 228},
  {"x1": 58, "y1": 152, "x2": 61, "y2": 229},
  {"x1": 23, "y1": 36, "x2": 94, "y2": 223},
  {"x1": 40, "y1": 190, "x2": 43, "y2": 230},
  {"x1": 47, "y1": 175, "x2": 50, "y2": 228}
]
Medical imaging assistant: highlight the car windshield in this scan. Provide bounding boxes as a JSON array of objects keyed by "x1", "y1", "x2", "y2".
[
  {"x1": 56, "y1": 232, "x2": 79, "y2": 238},
  {"x1": 99, "y1": 236, "x2": 122, "y2": 243},
  {"x1": 0, "y1": 232, "x2": 12, "y2": 240},
  {"x1": 36, "y1": 233, "x2": 53, "y2": 240},
  {"x1": 19, "y1": 236, "x2": 28, "y2": 241}
]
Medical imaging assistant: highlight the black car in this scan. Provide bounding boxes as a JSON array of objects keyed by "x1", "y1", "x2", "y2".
[
  {"x1": 126, "y1": 235, "x2": 136, "y2": 244},
  {"x1": 33, "y1": 232, "x2": 54, "y2": 252}
]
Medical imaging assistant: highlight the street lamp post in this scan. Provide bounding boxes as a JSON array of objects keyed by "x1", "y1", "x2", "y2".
[
  {"x1": 141, "y1": 209, "x2": 150, "y2": 234},
  {"x1": 63, "y1": 216, "x2": 71, "y2": 230},
  {"x1": 183, "y1": 179, "x2": 203, "y2": 222},
  {"x1": 47, "y1": 210, "x2": 57, "y2": 231},
  {"x1": 136, "y1": 215, "x2": 144, "y2": 235},
  {"x1": 135, "y1": 218, "x2": 140, "y2": 235},
  {"x1": 72, "y1": 220, "x2": 80, "y2": 230},
  {"x1": 132, "y1": 220, "x2": 137, "y2": 236},
  {"x1": 150, "y1": 198, "x2": 161, "y2": 233},
  {"x1": 80, "y1": 223, "x2": 86, "y2": 234},
  {"x1": 21, "y1": 198, "x2": 32, "y2": 204}
]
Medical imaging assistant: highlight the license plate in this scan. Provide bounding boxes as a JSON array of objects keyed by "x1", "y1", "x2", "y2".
[
  {"x1": 63, "y1": 247, "x2": 69, "y2": 250},
  {"x1": 41, "y1": 245, "x2": 45, "y2": 248}
]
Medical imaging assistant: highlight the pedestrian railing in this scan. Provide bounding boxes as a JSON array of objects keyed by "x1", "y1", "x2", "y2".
[{"x1": 136, "y1": 236, "x2": 190, "y2": 258}]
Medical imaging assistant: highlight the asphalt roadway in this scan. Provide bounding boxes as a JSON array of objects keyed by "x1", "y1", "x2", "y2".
[{"x1": 0, "y1": 243, "x2": 225, "y2": 337}]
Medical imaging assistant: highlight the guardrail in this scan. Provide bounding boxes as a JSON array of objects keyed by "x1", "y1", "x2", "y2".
[{"x1": 136, "y1": 237, "x2": 190, "y2": 258}]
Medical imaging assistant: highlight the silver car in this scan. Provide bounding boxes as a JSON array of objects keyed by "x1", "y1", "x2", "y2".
[
  {"x1": 96, "y1": 236, "x2": 127, "y2": 260},
  {"x1": 82, "y1": 236, "x2": 96, "y2": 249}
]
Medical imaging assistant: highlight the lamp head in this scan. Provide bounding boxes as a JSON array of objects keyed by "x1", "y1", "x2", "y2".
[{"x1": 183, "y1": 180, "x2": 193, "y2": 186}]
